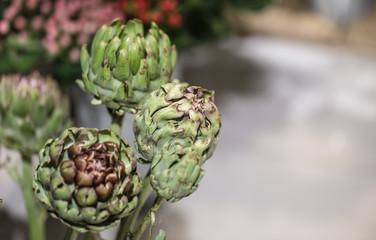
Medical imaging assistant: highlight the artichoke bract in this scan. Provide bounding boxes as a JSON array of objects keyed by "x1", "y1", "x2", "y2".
[
  {"x1": 0, "y1": 72, "x2": 71, "y2": 155},
  {"x1": 77, "y1": 18, "x2": 178, "y2": 115},
  {"x1": 33, "y1": 127, "x2": 142, "y2": 232},
  {"x1": 133, "y1": 82, "x2": 221, "y2": 163},
  {"x1": 150, "y1": 144, "x2": 204, "y2": 202}
]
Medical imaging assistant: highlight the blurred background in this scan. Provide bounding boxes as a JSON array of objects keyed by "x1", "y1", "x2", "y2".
[{"x1": 2, "y1": 0, "x2": 376, "y2": 239}]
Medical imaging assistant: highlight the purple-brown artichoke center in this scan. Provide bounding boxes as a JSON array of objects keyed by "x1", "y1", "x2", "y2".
[
  {"x1": 186, "y1": 86, "x2": 214, "y2": 102},
  {"x1": 60, "y1": 141, "x2": 125, "y2": 205}
]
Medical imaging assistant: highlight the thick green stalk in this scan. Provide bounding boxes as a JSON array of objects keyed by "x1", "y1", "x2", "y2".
[
  {"x1": 85, "y1": 231, "x2": 103, "y2": 240},
  {"x1": 133, "y1": 196, "x2": 165, "y2": 240},
  {"x1": 21, "y1": 155, "x2": 46, "y2": 240},
  {"x1": 116, "y1": 173, "x2": 153, "y2": 240},
  {"x1": 109, "y1": 109, "x2": 124, "y2": 134},
  {"x1": 109, "y1": 107, "x2": 132, "y2": 240},
  {"x1": 64, "y1": 228, "x2": 79, "y2": 240}
]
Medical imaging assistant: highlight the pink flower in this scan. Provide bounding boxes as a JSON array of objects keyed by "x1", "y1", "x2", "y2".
[
  {"x1": 31, "y1": 16, "x2": 43, "y2": 30},
  {"x1": 17, "y1": 32, "x2": 29, "y2": 44},
  {"x1": 59, "y1": 34, "x2": 71, "y2": 47},
  {"x1": 43, "y1": 39, "x2": 59, "y2": 55},
  {"x1": 41, "y1": 1, "x2": 52, "y2": 14},
  {"x1": 26, "y1": 0, "x2": 39, "y2": 9},
  {"x1": 45, "y1": 18, "x2": 58, "y2": 39},
  {"x1": 61, "y1": 21, "x2": 77, "y2": 33},
  {"x1": 14, "y1": 16, "x2": 26, "y2": 30},
  {"x1": 3, "y1": 6, "x2": 18, "y2": 20},
  {"x1": 69, "y1": 48, "x2": 80, "y2": 62},
  {"x1": 0, "y1": 20, "x2": 9, "y2": 35},
  {"x1": 4, "y1": 0, "x2": 23, "y2": 20},
  {"x1": 77, "y1": 34, "x2": 89, "y2": 45},
  {"x1": 1, "y1": 0, "x2": 125, "y2": 61}
]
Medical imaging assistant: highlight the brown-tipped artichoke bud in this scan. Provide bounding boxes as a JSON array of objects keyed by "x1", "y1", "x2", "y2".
[
  {"x1": 133, "y1": 82, "x2": 221, "y2": 163},
  {"x1": 150, "y1": 144, "x2": 205, "y2": 202},
  {"x1": 0, "y1": 72, "x2": 71, "y2": 155},
  {"x1": 33, "y1": 127, "x2": 141, "y2": 232},
  {"x1": 77, "y1": 18, "x2": 178, "y2": 115}
]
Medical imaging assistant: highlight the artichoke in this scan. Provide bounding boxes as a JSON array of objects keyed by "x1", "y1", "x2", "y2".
[
  {"x1": 133, "y1": 82, "x2": 221, "y2": 162},
  {"x1": 150, "y1": 144, "x2": 204, "y2": 202},
  {"x1": 33, "y1": 127, "x2": 141, "y2": 232},
  {"x1": 77, "y1": 18, "x2": 178, "y2": 115},
  {"x1": 0, "y1": 72, "x2": 71, "y2": 155}
]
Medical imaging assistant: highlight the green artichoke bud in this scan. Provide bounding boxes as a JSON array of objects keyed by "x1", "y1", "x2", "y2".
[
  {"x1": 133, "y1": 82, "x2": 221, "y2": 162},
  {"x1": 33, "y1": 127, "x2": 142, "y2": 232},
  {"x1": 77, "y1": 18, "x2": 178, "y2": 115},
  {"x1": 150, "y1": 144, "x2": 204, "y2": 202},
  {"x1": 0, "y1": 72, "x2": 71, "y2": 155}
]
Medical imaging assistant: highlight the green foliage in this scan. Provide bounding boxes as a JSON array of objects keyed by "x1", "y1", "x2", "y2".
[
  {"x1": 0, "y1": 35, "x2": 44, "y2": 74},
  {"x1": 231, "y1": 0, "x2": 273, "y2": 11},
  {"x1": 162, "y1": 0, "x2": 229, "y2": 48},
  {"x1": 162, "y1": 0, "x2": 273, "y2": 48}
]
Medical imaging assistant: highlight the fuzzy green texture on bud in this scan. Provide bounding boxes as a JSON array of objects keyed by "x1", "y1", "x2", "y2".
[
  {"x1": 77, "y1": 18, "x2": 178, "y2": 115},
  {"x1": 33, "y1": 127, "x2": 142, "y2": 232},
  {"x1": 133, "y1": 82, "x2": 221, "y2": 162},
  {"x1": 134, "y1": 82, "x2": 221, "y2": 202},
  {"x1": 150, "y1": 144, "x2": 204, "y2": 202},
  {"x1": 0, "y1": 72, "x2": 71, "y2": 155}
]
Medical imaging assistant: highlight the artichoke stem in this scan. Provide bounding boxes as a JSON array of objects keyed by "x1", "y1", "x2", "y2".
[
  {"x1": 133, "y1": 196, "x2": 165, "y2": 240},
  {"x1": 85, "y1": 231, "x2": 103, "y2": 240},
  {"x1": 116, "y1": 172, "x2": 153, "y2": 240},
  {"x1": 108, "y1": 108, "x2": 125, "y2": 134},
  {"x1": 20, "y1": 156, "x2": 47, "y2": 240},
  {"x1": 63, "y1": 228, "x2": 79, "y2": 240}
]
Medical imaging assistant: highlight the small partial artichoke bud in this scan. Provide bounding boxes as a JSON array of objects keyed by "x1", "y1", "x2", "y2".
[
  {"x1": 33, "y1": 127, "x2": 142, "y2": 232},
  {"x1": 0, "y1": 72, "x2": 71, "y2": 155},
  {"x1": 134, "y1": 82, "x2": 221, "y2": 162},
  {"x1": 150, "y1": 144, "x2": 204, "y2": 202},
  {"x1": 77, "y1": 18, "x2": 178, "y2": 115}
]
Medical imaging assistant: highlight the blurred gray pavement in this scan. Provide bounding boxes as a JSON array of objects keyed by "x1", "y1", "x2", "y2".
[{"x1": 161, "y1": 36, "x2": 376, "y2": 240}]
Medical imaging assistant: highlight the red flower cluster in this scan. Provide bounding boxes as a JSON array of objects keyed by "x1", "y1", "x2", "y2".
[{"x1": 118, "y1": 0, "x2": 182, "y2": 28}]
